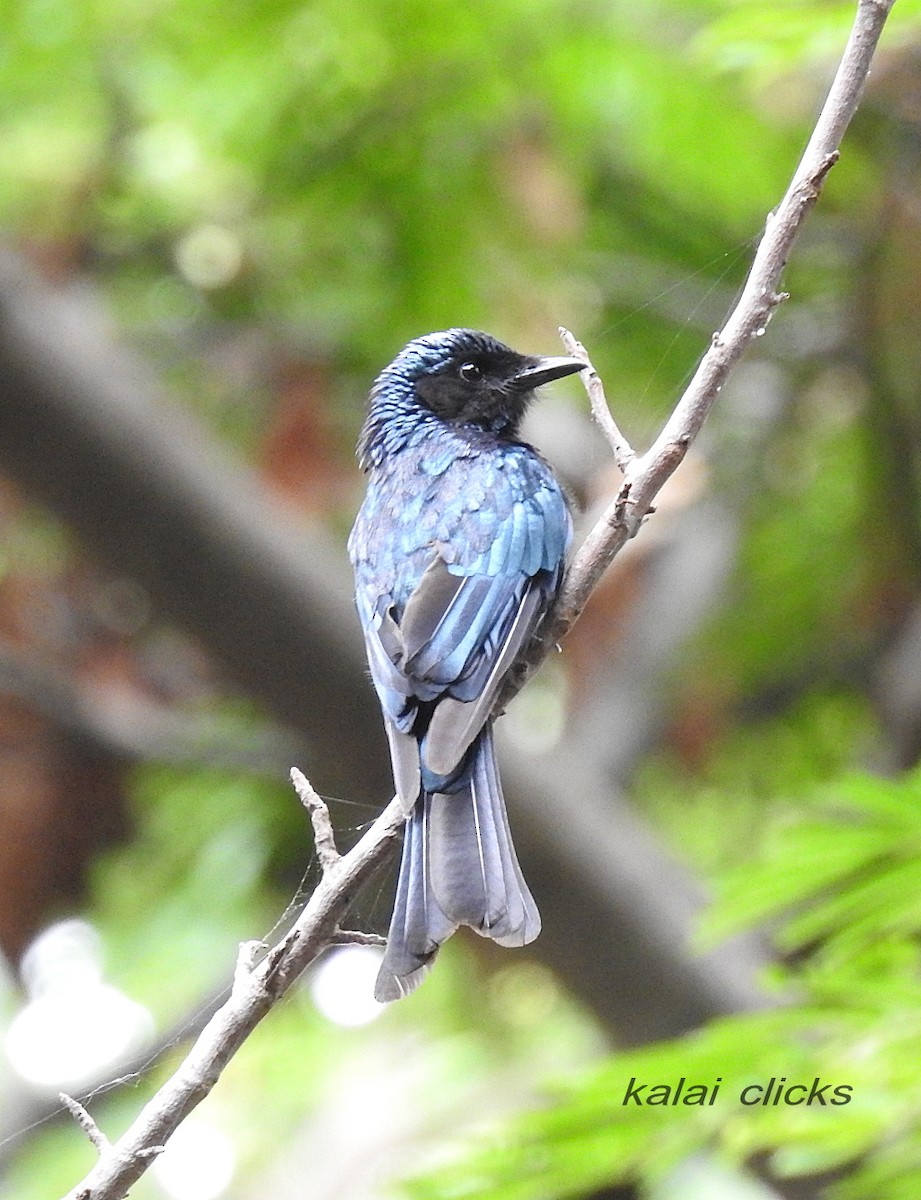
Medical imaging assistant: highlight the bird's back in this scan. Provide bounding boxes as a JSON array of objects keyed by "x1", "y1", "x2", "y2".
[{"x1": 349, "y1": 428, "x2": 569, "y2": 630}]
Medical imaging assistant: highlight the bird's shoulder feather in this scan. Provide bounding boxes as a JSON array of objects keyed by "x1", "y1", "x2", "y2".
[
  {"x1": 349, "y1": 435, "x2": 568, "y2": 596},
  {"x1": 348, "y1": 434, "x2": 570, "y2": 777}
]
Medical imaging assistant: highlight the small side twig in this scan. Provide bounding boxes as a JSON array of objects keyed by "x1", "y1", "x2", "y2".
[
  {"x1": 232, "y1": 939, "x2": 266, "y2": 992},
  {"x1": 558, "y1": 326, "x2": 635, "y2": 473},
  {"x1": 290, "y1": 766, "x2": 341, "y2": 873},
  {"x1": 331, "y1": 928, "x2": 388, "y2": 947},
  {"x1": 60, "y1": 788, "x2": 405, "y2": 1200},
  {"x1": 59, "y1": 1095, "x2": 110, "y2": 1156},
  {"x1": 501, "y1": 0, "x2": 895, "y2": 693}
]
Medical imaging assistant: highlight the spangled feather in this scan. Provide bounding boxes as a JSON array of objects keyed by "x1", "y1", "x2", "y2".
[
  {"x1": 423, "y1": 585, "x2": 543, "y2": 777},
  {"x1": 406, "y1": 572, "x2": 501, "y2": 680},
  {"x1": 506, "y1": 502, "x2": 529, "y2": 576},
  {"x1": 524, "y1": 505, "x2": 544, "y2": 575}
]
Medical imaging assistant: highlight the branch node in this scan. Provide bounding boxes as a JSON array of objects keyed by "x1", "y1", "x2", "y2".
[
  {"x1": 332, "y1": 928, "x2": 387, "y2": 947},
  {"x1": 817, "y1": 149, "x2": 841, "y2": 179},
  {"x1": 611, "y1": 479, "x2": 634, "y2": 526},
  {"x1": 60, "y1": 1093, "x2": 111, "y2": 1155},
  {"x1": 290, "y1": 767, "x2": 341, "y2": 873},
  {"x1": 233, "y1": 939, "x2": 267, "y2": 992},
  {"x1": 258, "y1": 928, "x2": 303, "y2": 997},
  {"x1": 137, "y1": 1146, "x2": 167, "y2": 1161}
]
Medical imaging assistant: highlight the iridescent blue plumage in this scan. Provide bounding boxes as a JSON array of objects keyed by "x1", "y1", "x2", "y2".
[{"x1": 349, "y1": 328, "x2": 582, "y2": 1000}]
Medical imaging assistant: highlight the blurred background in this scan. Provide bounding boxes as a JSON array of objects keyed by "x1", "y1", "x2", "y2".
[{"x1": 2, "y1": 0, "x2": 921, "y2": 1197}]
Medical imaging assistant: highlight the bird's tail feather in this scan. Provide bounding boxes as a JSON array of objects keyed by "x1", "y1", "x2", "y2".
[{"x1": 374, "y1": 727, "x2": 540, "y2": 1003}]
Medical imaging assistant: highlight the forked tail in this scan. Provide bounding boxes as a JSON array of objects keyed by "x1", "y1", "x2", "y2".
[{"x1": 374, "y1": 726, "x2": 540, "y2": 1002}]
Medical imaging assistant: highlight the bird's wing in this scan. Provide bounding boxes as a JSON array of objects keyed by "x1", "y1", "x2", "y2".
[
  {"x1": 353, "y1": 455, "x2": 569, "y2": 797},
  {"x1": 354, "y1": 589, "x2": 424, "y2": 811},
  {"x1": 421, "y1": 579, "x2": 543, "y2": 776},
  {"x1": 402, "y1": 486, "x2": 568, "y2": 777},
  {"x1": 357, "y1": 557, "x2": 538, "y2": 810}
]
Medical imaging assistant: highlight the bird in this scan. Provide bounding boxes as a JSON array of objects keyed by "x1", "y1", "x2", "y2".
[{"x1": 348, "y1": 328, "x2": 583, "y2": 1001}]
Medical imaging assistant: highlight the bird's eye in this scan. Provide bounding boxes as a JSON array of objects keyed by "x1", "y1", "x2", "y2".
[{"x1": 459, "y1": 362, "x2": 482, "y2": 382}]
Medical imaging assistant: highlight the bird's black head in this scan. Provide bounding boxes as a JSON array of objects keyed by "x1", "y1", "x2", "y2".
[{"x1": 386, "y1": 328, "x2": 583, "y2": 437}]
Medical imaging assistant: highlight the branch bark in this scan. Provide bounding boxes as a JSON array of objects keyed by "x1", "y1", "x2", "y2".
[{"x1": 52, "y1": 1, "x2": 895, "y2": 1194}]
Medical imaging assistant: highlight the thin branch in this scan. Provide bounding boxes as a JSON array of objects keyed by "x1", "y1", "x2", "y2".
[
  {"x1": 290, "y1": 767, "x2": 341, "y2": 873},
  {"x1": 59, "y1": 1095, "x2": 110, "y2": 1155},
  {"x1": 233, "y1": 940, "x2": 267, "y2": 991},
  {"x1": 330, "y1": 928, "x2": 388, "y2": 947},
  {"x1": 559, "y1": 326, "x2": 635, "y2": 472},
  {"x1": 60, "y1": 792, "x2": 405, "y2": 1200},
  {"x1": 59, "y1": 3, "x2": 894, "y2": 1196}
]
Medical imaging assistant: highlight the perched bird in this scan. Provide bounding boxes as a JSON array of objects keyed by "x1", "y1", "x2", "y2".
[{"x1": 349, "y1": 329, "x2": 582, "y2": 1001}]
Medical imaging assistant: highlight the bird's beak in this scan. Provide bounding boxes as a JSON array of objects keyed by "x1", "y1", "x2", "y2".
[{"x1": 512, "y1": 355, "x2": 585, "y2": 390}]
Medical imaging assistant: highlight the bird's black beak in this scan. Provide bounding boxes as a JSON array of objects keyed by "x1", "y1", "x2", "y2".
[{"x1": 512, "y1": 355, "x2": 585, "y2": 390}]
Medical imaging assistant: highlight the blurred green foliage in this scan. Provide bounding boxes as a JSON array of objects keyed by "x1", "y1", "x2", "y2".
[
  {"x1": 411, "y1": 767, "x2": 921, "y2": 1200},
  {"x1": 0, "y1": 0, "x2": 823, "y2": 415},
  {"x1": 91, "y1": 765, "x2": 292, "y2": 1016}
]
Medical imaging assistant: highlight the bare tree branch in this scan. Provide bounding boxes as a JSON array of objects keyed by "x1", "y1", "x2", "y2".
[
  {"x1": 552, "y1": 0, "x2": 890, "y2": 641},
  {"x1": 329, "y1": 928, "x2": 388, "y2": 947},
  {"x1": 61, "y1": 789, "x2": 404, "y2": 1200},
  {"x1": 53, "y1": 2, "x2": 895, "y2": 1194}
]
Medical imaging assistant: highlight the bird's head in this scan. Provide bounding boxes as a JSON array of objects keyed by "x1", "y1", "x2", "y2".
[{"x1": 380, "y1": 328, "x2": 584, "y2": 437}]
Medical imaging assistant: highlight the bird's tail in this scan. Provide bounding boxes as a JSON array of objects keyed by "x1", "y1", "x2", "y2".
[{"x1": 374, "y1": 726, "x2": 540, "y2": 1002}]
